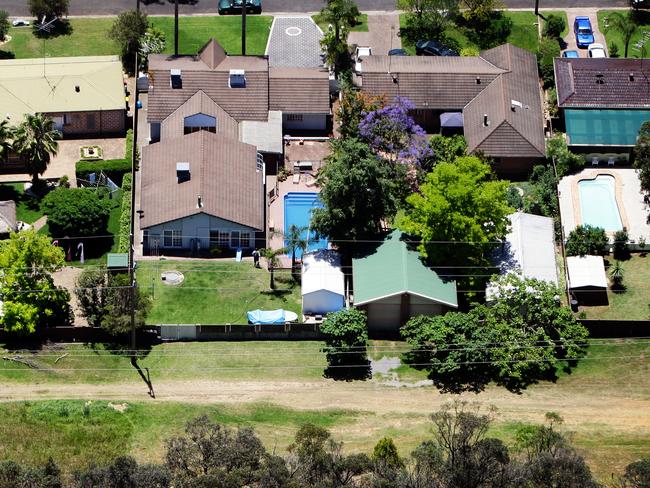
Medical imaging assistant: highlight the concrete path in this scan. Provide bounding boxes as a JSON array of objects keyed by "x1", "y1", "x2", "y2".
[
  {"x1": 31, "y1": 215, "x2": 48, "y2": 232},
  {"x1": 52, "y1": 266, "x2": 84, "y2": 326},
  {"x1": 266, "y1": 16, "x2": 323, "y2": 68},
  {"x1": 348, "y1": 13, "x2": 401, "y2": 55},
  {"x1": 564, "y1": 9, "x2": 608, "y2": 57}
]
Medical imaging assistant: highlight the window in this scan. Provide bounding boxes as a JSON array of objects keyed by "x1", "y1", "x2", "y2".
[
  {"x1": 287, "y1": 114, "x2": 303, "y2": 122},
  {"x1": 256, "y1": 153, "x2": 264, "y2": 173},
  {"x1": 184, "y1": 113, "x2": 217, "y2": 134},
  {"x1": 210, "y1": 230, "x2": 229, "y2": 248},
  {"x1": 230, "y1": 231, "x2": 240, "y2": 248},
  {"x1": 86, "y1": 114, "x2": 96, "y2": 129},
  {"x1": 240, "y1": 232, "x2": 251, "y2": 248},
  {"x1": 170, "y1": 69, "x2": 182, "y2": 89},
  {"x1": 229, "y1": 69, "x2": 246, "y2": 88},
  {"x1": 184, "y1": 125, "x2": 217, "y2": 135},
  {"x1": 163, "y1": 230, "x2": 182, "y2": 247}
]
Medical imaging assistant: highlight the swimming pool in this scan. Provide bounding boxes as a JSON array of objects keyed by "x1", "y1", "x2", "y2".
[
  {"x1": 283, "y1": 192, "x2": 328, "y2": 259},
  {"x1": 578, "y1": 174, "x2": 623, "y2": 231}
]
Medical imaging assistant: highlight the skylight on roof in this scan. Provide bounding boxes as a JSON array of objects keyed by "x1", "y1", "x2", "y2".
[
  {"x1": 229, "y1": 69, "x2": 246, "y2": 88},
  {"x1": 170, "y1": 69, "x2": 182, "y2": 89}
]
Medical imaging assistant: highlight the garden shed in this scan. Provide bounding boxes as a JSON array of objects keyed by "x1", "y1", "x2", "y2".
[
  {"x1": 352, "y1": 231, "x2": 458, "y2": 333},
  {"x1": 301, "y1": 250, "x2": 345, "y2": 317},
  {"x1": 567, "y1": 255, "x2": 608, "y2": 305}
]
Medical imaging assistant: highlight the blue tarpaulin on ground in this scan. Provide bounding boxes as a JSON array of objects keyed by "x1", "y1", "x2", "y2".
[{"x1": 247, "y1": 309, "x2": 297, "y2": 324}]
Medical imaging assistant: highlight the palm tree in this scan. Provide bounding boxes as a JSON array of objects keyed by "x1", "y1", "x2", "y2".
[
  {"x1": 261, "y1": 247, "x2": 287, "y2": 290},
  {"x1": 606, "y1": 11, "x2": 639, "y2": 58},
  {"x1": 282, "y1": 224, "x2": 310, "y2": 277},
  {"x1": 0, "y1": 119, "x2": 13, "y2": 164},
  {"x1": 610, "y1": 260, "x2": 624, "y2": 289},
  {"x1": 13, "y1": 114, "x2": 61, "y2": 187},
  {"x1": 318, "y1": 0, "x2": 360, "y2": 44}
]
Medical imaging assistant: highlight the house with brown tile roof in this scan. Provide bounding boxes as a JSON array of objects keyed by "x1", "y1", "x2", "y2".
[
  {"x1": 147, "y1": 39, "x2": 330, "y2": 140},
  {"x1": 554, "y1": 57, "x2": 650, "y2": 149},
  {"x1": 358, "y1": 44, "x2": 545, "y2": 175}
]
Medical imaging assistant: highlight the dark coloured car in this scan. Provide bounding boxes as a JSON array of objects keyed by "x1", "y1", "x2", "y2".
[
  {"x1": 415, "y1": 40, "x2": 458, "y2": 57},
  {"x1": 388, "y1": 48, "x2": 408, "y2": 56},
  {"x1": 218, "y1": 0, "x2": 262, "y2": 15}
]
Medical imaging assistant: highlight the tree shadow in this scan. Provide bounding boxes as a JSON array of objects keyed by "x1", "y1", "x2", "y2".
[
  {"x1": 323, "y1": 358, "x2": 372, "y2": 381},
  {"x1": 167, "y1": 0, "x2": 199, "y2": 4},
  {"x1": 32, "y1": 19, "x2": 73, "y2": 39},
  {"x1": 0, "y1": 50, "x2": 15, "y2": 59}
]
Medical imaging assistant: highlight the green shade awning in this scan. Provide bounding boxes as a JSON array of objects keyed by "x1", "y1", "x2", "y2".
[
  {"x1": 107, "y1": 253, "x2": 129, "y2": 269},
  {"x1": 565, "y1": 109, "x2": 650, "y2": 146},
  {"x1": 352, "y1": 231, "x2": 458, "y2": 307}
]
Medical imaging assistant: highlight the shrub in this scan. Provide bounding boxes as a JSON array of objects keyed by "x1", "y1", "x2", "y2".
[
  {"x1": 460, "y1": 46, "x2": 480, "y2": 57},
  {"x1": 76, "y1": 158, "x2": 131, "y2": 186},
  {"x1": 42, "y1": 188, "x2": 111, "y2": 237},
  {"x1": 543, "y1": 14, "x2": 565, "y2": 39},
  {"x1": 0, "y1": 10, "x2": 9, "y2": 42},
  {"x1": 118, "y1": 173, "x2": 132, "y2": 253},
  {"x1": 320, "y1": 308, "x2": 370, "y2": 380},
  {"x1": 538, "y1": 37, "x2": 561, "y2": 89},
  {"x1": 506, "y1": 185, "x2": 524, "y2": 210},
  {"x1": 613, "y1": 228, "x2": 630, "y2": 260},
  {"x1": 609, "y1": 41, "x2": 620, "y2": 58},
  {"x1": 125, "y1": 128, "x2": 139, "y2": 166},
  {"x1": 566, "y1": 225, "x2": 608, "y2": 257}
]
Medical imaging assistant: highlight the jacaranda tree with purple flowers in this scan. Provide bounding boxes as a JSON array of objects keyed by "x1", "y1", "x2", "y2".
[{"x1": 358, "y1": 97, "x2": 433, "y2": 169}]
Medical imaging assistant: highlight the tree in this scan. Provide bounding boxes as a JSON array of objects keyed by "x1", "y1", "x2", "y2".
[
  {"x1": 359, "y1": 97, "x2": 433, "y2": 172},
  {"x1": 317, "y1": 0, "x2": 360, "y2": 75},
  {"x1": 606, "y1": 11, "x2": 639, "y2": 58},
  {"x1": 12, "y1": 114, "x2": 61, "y2": 186},
  {"x1": 28, "y1": 0, "x2": 69, "y2": 21},
  {"x1": 42, "y1": 188, "x2": 112, "y2": 237},
  {"x1": 0, "y1": 230, "x2": 70, "y2": 334},
  {"x1": 538, "y1": 36, "x2": 561, "y2": 89},
  {"x1": 525, "y1": 449, "x2": 598, "y2": 488},
  {"x1": 546, "y1": 133, "x2": 583, "y2": 176},
  {"x1": 311, "y1": 138, "x2": 400, "y2": 250},
  {"x1": 260, "y1": 247, "x2": 287, "y2": 289},
  {"x1": 460, "y1": 0, "x2": 504, "y2": 23},
  {"x1": 428, "y1": 134, "x2": 467, "y2": 167},
  {"x1": 75, "y1": 268, "x2": 108, "y2": 328},
  {"x1": 633, "y1": 121, "x2": 650, "y2": 196},
  {"x1": 101, "y1": 273, "x2": 151, "y2": 336},
  {"x1": 543, "y1": 14, "x2": 566, "y2": 39},
  {"x1": 138, "y1": 27, "x2": 166, "y2": 70},
  {"x1": 402, "y1": 274, "x2": 589, "y2": 392},
  {"x1": 623, "y1": 458, "x2": 650, "y2": 487},
  {"x1": 336, "y1": 74, "x2": 385, "y2": 140},
  {"x1": 281, "y1": 224, "x2": 309, "y2": 277},
  {"x1": 565, "y1": 225, "x2": 609, "y2": 257},
  {"x1": 610, "y1": 260, "x2": 625, "y2": 290},
  {"x1": 372, "y1": 437, "x2": 404, "y2": 482},
  {"x1": 0, "y1": 119, "x2": 13, "y2": 164},
  {"x1": 397, "y1": 0, "x2": 459, "y2": 45},
  {"x1": 613, "y1": 229, "x2": 630, "y2": 260},
  {"x1": 524, "y1": 164, "x2": 559, "y2": 218},
  {"x1": 398, "y1": 155, "x2": 512, "y2": 268},
  {"x1": 109, "y1": 10, "x2": 148, "y2": 72},
  {"x1": 320, "y1": 308, "x2": 370, "y2": 380},
  {"x1": 0, "y1": 11, "x2": 10, "y2": 42}
]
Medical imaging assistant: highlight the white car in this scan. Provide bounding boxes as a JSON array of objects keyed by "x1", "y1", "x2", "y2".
[
  {"x1": 11, "y1": 19, "x2": 30, "y2": 27},
  {"x1": 588, "y1": 43, "x2": 607, "y2": 58},
  {"x1": 354, "y1": 46, "x2": 372, "y2": 74}
]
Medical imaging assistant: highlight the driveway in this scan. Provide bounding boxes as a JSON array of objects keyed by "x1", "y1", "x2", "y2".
[
  {"x1": 266, "y1": 16, "x2": 323, "y2": 68},
  {"x1": 564, "y1": 10, "x2": 607, "y2": 57},
  {"x1": 348, "y1": 13, "x2": 401, "y2": 55}
]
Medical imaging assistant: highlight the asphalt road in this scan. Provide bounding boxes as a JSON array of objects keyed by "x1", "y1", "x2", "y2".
[{"x1": 4, "y1": 0, "x2": 630, "y2": 17}]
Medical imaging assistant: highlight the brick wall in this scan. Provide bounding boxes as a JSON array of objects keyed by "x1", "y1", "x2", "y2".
[{"x1": 43, "y1": 110, "x2": 126, "y2": 137}]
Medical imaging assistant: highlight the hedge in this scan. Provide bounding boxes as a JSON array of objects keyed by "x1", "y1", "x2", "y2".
[
  {"x1": 76, "y1": 158, "x2": 131, "y2": 186},
  {"x1": 118, "y1": 173, "x2": 132, "y2": 253}
]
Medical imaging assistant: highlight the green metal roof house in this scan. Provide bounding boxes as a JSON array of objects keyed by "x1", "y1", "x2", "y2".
[
  {"x1": 352, "y1": 231, "x2": 458, "y2": 332},
  {"x1": 554, "y1": 58, "x2": 650, "y2": 149}
]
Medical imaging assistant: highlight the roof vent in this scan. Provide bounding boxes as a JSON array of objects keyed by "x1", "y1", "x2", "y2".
[
  {"x1": 197, "y1": 195, "x2": 203, "y2": 208},
  {"x1": 229, "y1": 69, "x2": 246, "y2": 88},
  {"x1": 170, "y1": 69, "x2": 182, "y2": 89},
  {"x1": 629, "y1": 72, "x2": 635, "y2": 81},
  {"x1": 476, "y1": 76, "x2": 481, "y2": 84},
  {"x1": 595, "y1": 73, "x2": 605, "y2": 85},
  {"x1": 483, "y1": 114, "x2": 490, "y2": 127},
  {"x1": 511, "y1": 100, "x2": 523, "y2": 112},
  {"x1": 391, "y1": 73, "x2": 399, "y2": 84},
  {"x1": 176, "y1": 162, "x2": 190, "y2": 183},
  {"x1": 74, "y1": 85, "x2": 80, "y2": 93}
]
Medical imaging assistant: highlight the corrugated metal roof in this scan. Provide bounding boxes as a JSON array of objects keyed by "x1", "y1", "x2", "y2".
[
  {"x1": 567, "y1": 255, "x2": 607, "y2": 289},
  {"x1": 140, "y1": 130, "x2": 264, "y2": 230},
  {"x1": 302, "y1": 250, "x2": 345, "y2": 296},
  {"x1": 0, "y1": 56, "x2": 125, "y2": 122},
  {"x1": 352, "y1": 230, "x2": 458, "y2": 307}
]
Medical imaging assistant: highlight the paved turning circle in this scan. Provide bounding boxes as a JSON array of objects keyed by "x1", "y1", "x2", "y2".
[{"x1": 267, "y1": 17, "x2": 323, "y2": 68}]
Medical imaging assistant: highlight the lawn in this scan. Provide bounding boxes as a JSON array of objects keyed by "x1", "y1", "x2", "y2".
[
  {"x1": 137, "y1": 260, "x2": 301, "y2": 324},
  {"x1": 312, "y1": 13, "x2": 369, "y2": 33},
  {"x1": 598, "y1": 9, "x2": 650, "y2": 58},
  {"x1": 400, "y1": 11, "x2": 539, "y2": 55},
  {"x1": 578, "y1": 253, "x2": 650, "y2": 320},
  {"x1": 0, "y1": 183, "x2": 45, "y2": 224},
  {"x1": 1, "y1": 16, "x2": 273, "y2": 59}
]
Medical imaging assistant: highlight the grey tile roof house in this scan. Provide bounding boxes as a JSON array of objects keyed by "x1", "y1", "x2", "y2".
[
  {"x1": 554, "y1": 58, "x2": 650, "y2": 148},
  {"x1": 0, "y1": 201, "x2": 17, "y2": 236},
  {"x1": 359, "y1": 44, "x2": 545, "y2": 175}
]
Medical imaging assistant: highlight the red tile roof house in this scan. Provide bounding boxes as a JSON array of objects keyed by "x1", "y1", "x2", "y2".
[
  {"x1": 140, "y1": 40, "x2": 330, "y2": 255},
  {"x1": 357, "y1": 44, "x2": 546, "y2": 176}
]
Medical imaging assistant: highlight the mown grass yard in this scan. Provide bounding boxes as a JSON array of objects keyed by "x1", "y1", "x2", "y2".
[
  {"x1": 0, "y1": 183, "x2": 45, "y2": 224},
  {"x1": 598, "y1": 9, "x2": 650, "y2": 58},
  {"x1": 578, "y1": 253, "x2": 650, "y2": 320},
  {"x1": 2, "y1": 16, "x2": 273, "y2": 59},
  {"x1": 312, "y1": 13, "x2": 369, "y2": 33},
  {"x1": 137, "y1": 260, "x2": 301, "y2": 324}
]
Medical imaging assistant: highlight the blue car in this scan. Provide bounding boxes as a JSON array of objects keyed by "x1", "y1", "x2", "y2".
[
  {"x1": 562, "y1": 50, "x2": 579, "y2": 58},
  {"x1": 574, "y1": 17, "x2": 595, "y2": 48}
]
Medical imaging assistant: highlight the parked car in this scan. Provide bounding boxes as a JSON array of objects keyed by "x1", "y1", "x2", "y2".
[
  {"x1": 218, "y1": 0, "x2": 262, "y2": 15},
  {"x1": 632, "y1": 0, "x2": 649, "y2": 9},
  {"x1": 388, "y1": 48, "x2": 408, "y2": 56},
  {"x1": 354, "y1": 46, "x2": 372, "y2": 74},
  {"x1": 588, "y1": 43, "x2": 607, "y2": 58},
  {"x1": 415, "y1": 40, "x2": 458, "y2": 57},
  {"x1": 11, "y1": 19, "x2": 30, "y2": 27},
  {"x1": 562, "y1": 50, "x2": 580, "y2": 58},
  {"x1": 574, "y1": 16, "x2": 595, "y2": 48}
]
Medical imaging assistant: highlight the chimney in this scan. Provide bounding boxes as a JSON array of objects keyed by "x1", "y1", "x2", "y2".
[
  {"x1": 629, "y1": 72, "x2": 635, "y2": 81},
  {"x1": 596, "y1": 73, "x2": 604, "y2": 84},
  {"x1": 483, "y1": 114, "x2": 490, "y2": 127},
  {"x1": 75, "y1": 85, "x2": 80, "y2": 92}
]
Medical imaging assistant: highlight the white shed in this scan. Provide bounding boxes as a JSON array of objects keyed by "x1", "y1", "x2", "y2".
[
  {"x1": 301, "y1": 250, "x2": 345, "y2": 316},
  {"x1": 567, "y1": 255, "x2": 608, "y2": 305}
]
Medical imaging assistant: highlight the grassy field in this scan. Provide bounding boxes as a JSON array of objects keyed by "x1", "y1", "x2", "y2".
[
  {"x1": 0, "y1": 183, "x2": 45, "y2": 224},
  {"x1": 400, "y1": 11, "x2": 540, "y2": 55},
  {"x1": 598, "y1": 9, "x2": 650, "y2": 58},
  {"x1": 137, "y1": 260, "x2": 301, "y2": 324},
  {"x1": 2, "y1": 16, "x2": 272, "y2": 59},
  {"x1": 312, "y1": 13, "x2": 369, "y2": 33},
  {"x1": 578, "y1": 253, "x2": 650, "y2": 320}
]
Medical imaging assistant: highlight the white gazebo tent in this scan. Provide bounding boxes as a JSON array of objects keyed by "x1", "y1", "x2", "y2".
[
  {"x1": 301, "y1": 250, "x2": 345, "y2": 316},
  {"x1": 566, "y1": 255, "x2": 608, "y2": 305}
]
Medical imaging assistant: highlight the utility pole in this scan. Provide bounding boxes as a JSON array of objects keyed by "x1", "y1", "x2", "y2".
[
  {"x1": 242, "y1": 2, "x2": 247, "y2": 55},
  {"x1": 136, "y1": 0, "x2": 140, "y2": 13},
  {"x1": 174, "y1": 0, "x2": 179, "y2": 56},
  {"x1": 129, "y1": 51, "x2": 139, "y2": 356},
  {"x1": 535, "y1": 0, "x2": 539, "y2": 16}
]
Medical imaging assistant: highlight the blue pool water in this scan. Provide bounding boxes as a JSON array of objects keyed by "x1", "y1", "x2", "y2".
[
  {"x1": 283, "y1": 192, "x2": 328, "y2": 259},
  {"x1": 578, "y1": 175, "x2": 623, "y2": 231}
]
